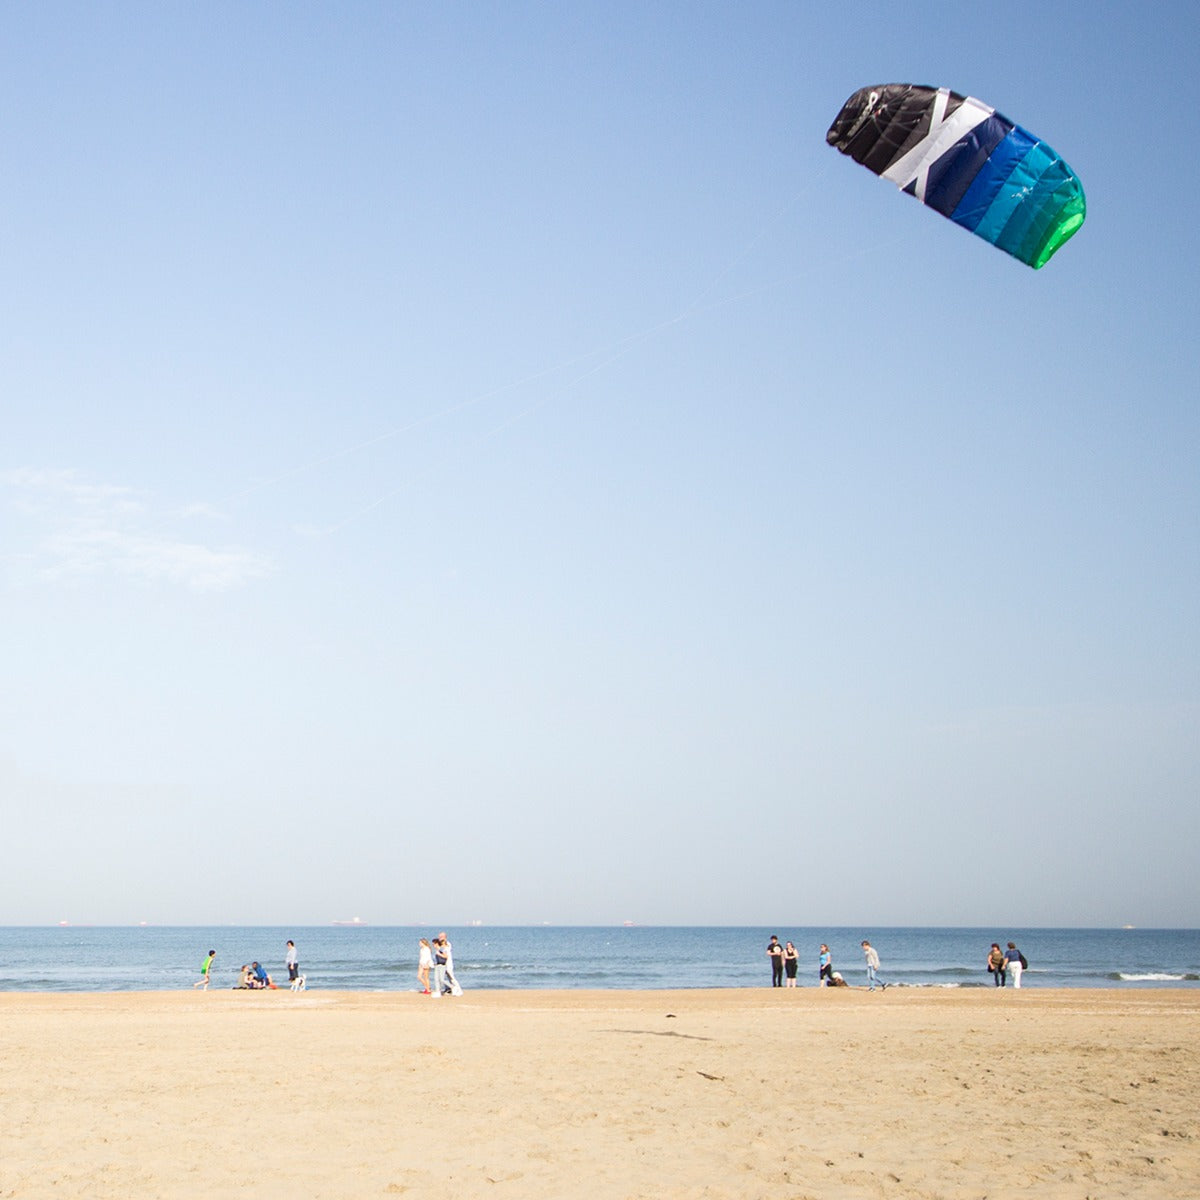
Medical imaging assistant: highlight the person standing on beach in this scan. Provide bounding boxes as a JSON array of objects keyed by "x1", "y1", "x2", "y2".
[
  {"x1": 433, "y1": 934, "x2": 450, "y2": 996},
  {"x1": 193, "y1": 949, "x2": 216, "y2": 989},
  {"x1": 818, "y1": 944, "x2": 833, "y2": 986},
  {"x1": 285, "y1": 940, "x2": 299, "y2": 985},
  {"x1": 1004, "y1": 942, "x2": 1026, "y2": 988},
  {"x1": 861, "y1": 940, "x2": 889, "y2": 991},
  {"x1": 987, "y1": 942, "x2": 1007, "y2": 987},
  {"x1": 783, "y1": 941, "x2": 799, "y2": 987},
  {"x1": 442, "y1": 937, "x2": 462, "y2": 996},
  {"x1": 766, "y1": 936, "x2": 784, "y2": 987},
  {"x1": 417, "y1": 938, "x2": 433, "y2": 994}
]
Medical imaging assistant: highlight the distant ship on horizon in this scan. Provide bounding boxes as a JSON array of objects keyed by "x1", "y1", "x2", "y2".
[{"x1": 331, "y1": 917, "x2": 367, "y2": 927}]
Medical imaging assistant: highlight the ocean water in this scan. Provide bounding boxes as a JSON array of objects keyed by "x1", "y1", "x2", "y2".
[{"x1": 0, "y1": 926, "x2": 1197, "y2": 994}]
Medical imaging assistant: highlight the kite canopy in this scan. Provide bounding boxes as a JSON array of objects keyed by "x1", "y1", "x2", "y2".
[{"x1": 826, "y1": 84, "x2": 1085, "y2": 269}]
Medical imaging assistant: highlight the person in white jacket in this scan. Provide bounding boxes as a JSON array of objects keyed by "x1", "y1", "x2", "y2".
[{"x1": 442, "y1": 937, "x2": 461, "y2": 996}]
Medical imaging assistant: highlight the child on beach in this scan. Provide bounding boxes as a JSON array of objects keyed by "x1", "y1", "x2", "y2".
[{"x1": 193, "y1": 950, "x2": 216, "y2": 989}]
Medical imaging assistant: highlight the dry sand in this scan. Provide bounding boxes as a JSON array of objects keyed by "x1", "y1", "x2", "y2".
[{"x1": 2, "y1": 986, "x2": 1198, "y2": 1199}]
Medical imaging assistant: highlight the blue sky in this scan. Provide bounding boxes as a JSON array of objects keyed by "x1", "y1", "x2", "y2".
[{"x1": 3, "y1": 3, "x2": 1197, "y2": 927}]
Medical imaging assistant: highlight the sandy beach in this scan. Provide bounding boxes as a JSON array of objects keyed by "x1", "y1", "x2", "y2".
[{"x1": 2, "y1": 987, "x2": 1197, "y2": 1199}]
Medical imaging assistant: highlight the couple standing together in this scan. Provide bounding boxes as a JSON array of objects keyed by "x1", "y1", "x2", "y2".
[
  {"x1": 766, "y1": 936, "x2": 802, "y2": 986},
  {"x1": 986, "y1": 941, "x2": 1026, "y2": 987},
  {"x1": 418, "y1": 933, "x2": 461, "y2": 996}
]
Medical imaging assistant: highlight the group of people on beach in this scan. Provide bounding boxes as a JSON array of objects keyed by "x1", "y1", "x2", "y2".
[
  {"x1": 417, "y1": 933, "x2": 461, "y2": 996},
  {"x1": 235, "y1": 961, "x2": 278, "y2": 989},
  {"x1": 193, "y1": 935, "x2": 464, "y2": 996},
  {"x1": 766, "y1": 935, "x2": 1029, "y2": 991},
  {"x1": 986, "y1": 941, "x2": 1027, "y2": 987},
  {"x1": 763, "y1": 937, "x2": 888, "y2": 991},
  {"x1": 193, "y1": 934, "x2": 1027, "y2": 993},
  {"x1": 191, "y1": 941, "x2": 304, "y2": 991},
  {"x1": 767, "y1": 936, "x2": 880, "y2": 989}
]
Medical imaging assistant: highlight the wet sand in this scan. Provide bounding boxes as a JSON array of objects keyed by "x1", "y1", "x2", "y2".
[{"x1": 1, "y1": 987, "x2": 1197, "y2": 1198}]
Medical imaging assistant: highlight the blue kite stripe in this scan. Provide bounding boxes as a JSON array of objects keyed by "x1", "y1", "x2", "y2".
[
  {"x1": 950, "y1": 125, "x2": 1036, "y2": 232},
  {"x1": 972, "y1": 139, "x2": 1060, "y2": 246},
  {"x1": 924, "y1": 113, "x2": 1011, "y2": 217},
  {"x1": 993, "y1": 155, "x2": 1076, "y2": 259}
]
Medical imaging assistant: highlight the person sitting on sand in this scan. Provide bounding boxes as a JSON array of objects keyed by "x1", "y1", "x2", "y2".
[
  {"x1": 236, "y1": 964, "x2": 255, "y2": 989},
  {"x1": 251, "y1": 962, "x2": 276, "y2": 989}
]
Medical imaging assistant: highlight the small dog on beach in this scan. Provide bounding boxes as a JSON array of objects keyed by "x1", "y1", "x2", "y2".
[{"x1": 290, "y1": 974, "x2": 306, "y2": 992}]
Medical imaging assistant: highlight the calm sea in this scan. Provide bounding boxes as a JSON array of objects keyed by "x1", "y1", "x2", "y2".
[{"x1": 1, "y1": 926, "x2": 1197, "y2": 994}]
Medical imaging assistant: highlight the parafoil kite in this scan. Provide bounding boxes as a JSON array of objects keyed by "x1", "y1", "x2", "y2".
[{"x1": 826, "y1": 84, "x2": 1085, "y2": 268}]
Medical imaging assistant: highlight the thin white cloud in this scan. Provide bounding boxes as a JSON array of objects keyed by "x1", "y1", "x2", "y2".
[
  {"x1": 177, "y1": 501, "x2": 230, "y2": 521},
  {"x1": 2, "y1": 468, "x2": 274, "y2": 591},
  {"x1": 4, "y1": 467, "x2": 144, "y2": 517}
]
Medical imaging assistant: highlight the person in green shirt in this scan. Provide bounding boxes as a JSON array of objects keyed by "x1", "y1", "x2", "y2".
[{"x1": 193, "y1": 950, "x2": 216, "y2": 989}]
